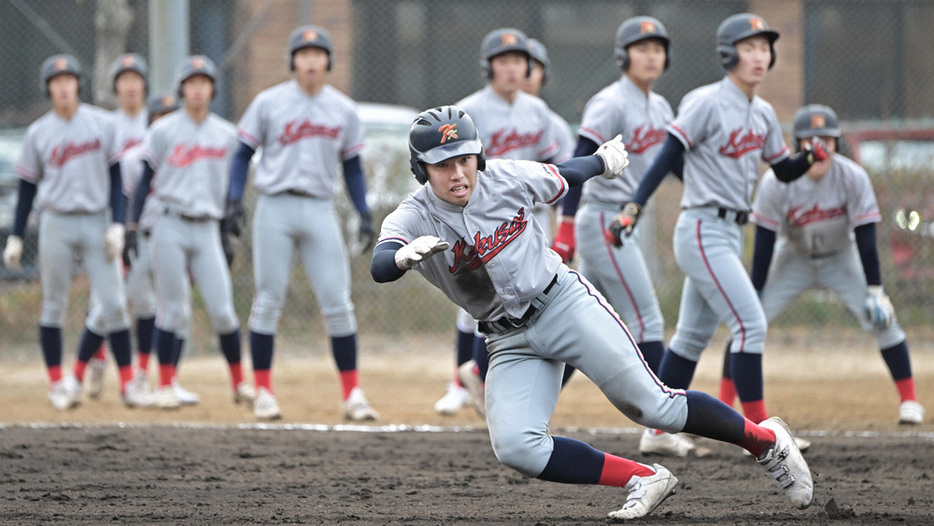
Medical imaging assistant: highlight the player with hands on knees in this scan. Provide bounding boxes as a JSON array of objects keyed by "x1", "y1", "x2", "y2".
[
  {"x1": 227, "y1": 25, "x2": 378, "y2": 421},
  {"x1": 3, "y1": 54, "x2": 146, "y2": 410},
  {"x1": 718, "y1": 104, "x2": 925, "y2": 425},
  {"x1": 372, "y1": 105, "x2": 814, "y2": 521},
  {"x1": 130, "y1": 55, "x2": 253, "y2": 410},
  {"x1": 617, "y1": 14, "x2": 831, "y2": 454}
]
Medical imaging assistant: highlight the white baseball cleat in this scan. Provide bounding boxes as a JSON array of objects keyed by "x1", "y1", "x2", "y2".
[
  {"x1": 757, "y1": 417, "x2": 813, "y2": 510},
  {"x1": 899, "y1": 400, "x2": 925, "y2": 425},
  {"x1": 457, "y1": 360, "x2": 486, "y2": 417},
  {"x1": 253, "y1": 387, "x2": 282, "y2": 420},
  {"x1": 172, "y1": 378, "x2": 200, "y2": 406},
  {"x1": 87, "y1": 357, "x2": 107, "y2": 399},
  {"x1": 154, "y1": 385, "x2": 180, "y2": 410},
  {"x1": 639, "y1": 429, "x2": 711, "y2": 458},
  {"x1": 48, "y1": 375, "x2": 82, "y2": 411},
  {"x1": 233, "y1": 381, "x2": 256, "y2": 406},
  {"x1": 434, "y1": 382, "x2": 470, "y2": 415},
  {"x1": 121, "y1": 377, "x2": 153, "y2": 408},
  {"x1": 607, "y1": 463, "x2": 678, "y2": 521},
  {"x1": 341, "y1": 387, "x2": 379, "y2": 421}
]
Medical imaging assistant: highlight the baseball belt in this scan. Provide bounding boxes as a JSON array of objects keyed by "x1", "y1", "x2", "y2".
[
  {"x1": 717, "y1": 207, "x2": 749, "y2": 225},
  {"x1": 478, "y1": 274, "x2": 559, "y2": 335}
]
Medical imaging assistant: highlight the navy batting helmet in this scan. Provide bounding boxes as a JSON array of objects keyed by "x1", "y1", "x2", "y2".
[
  {"x1": 147, "y1": 92, "x2": 180, "y2": 122},
  {"x1": 527, "y1": 39, "x2": 550, "y2": 84},
  {"x1": 40, "y1": 54, "x2": 82, "y2": 96},
  {"x1": 109, "y1": 52, "x2": 148, "y2": 93},
  {"x1": 792, "y1": 104, "x2": 841, "y2": 152},
  {"x1": 288, "y1": 25, "x2": 333, "y2": 71},
  {"x1": 409, "y1": 106, "x2": 486, "y2": 185},
  {"x1": 174, "y1": 55, "x2": 218, "y2": 99},
  {"x1": 480, "y1": 28, "x2": 532, "y2": 79},
  {"x1": 716, "y1": 13, "x2": 779, "y2": 70},
  {"x1": 615, "y1": 16, "x2": 670, "y2": 71}
]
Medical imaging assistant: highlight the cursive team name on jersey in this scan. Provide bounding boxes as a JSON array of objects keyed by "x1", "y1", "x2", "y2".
[
  {"x1": 167, "y1": 144, "x2": 228, "y2": 167},
  {"x1": 486, "y1": 129, "x2": 544, "y2": 158},
  {"x1": 788, "y1": 204, "x2": 847, "y2": 227},
  {"x1": 48, "y1": 138, "x2": 101, "y2": 168},
  {"x1": 279, "y1": 119, "x2": 342, "y2": 145},
  {"x1": 449, "y1": 207, "x2": 528, "y2": 275},
  {"x1": 719, "y1": 128, "x2": 766, "y2": 159},
  {"x1": 628, "y1": 125, "x2": 667, "y2": 154}
]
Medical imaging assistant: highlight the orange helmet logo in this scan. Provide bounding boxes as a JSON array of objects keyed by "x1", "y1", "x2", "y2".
[
  {"x1": 750, "y1": 17, "x2": 766, "y2": 31},
  {"x1": 192, "y1": 57, "x2": 205, "y2": 69},
  {"x1": 121, "y1": 54, "x2": 136, "y2": 67},
  {"x1": 810, "y1": 115, "x2": 826, "y2": 129},
  {"x1": 303, "y1": 30, "x2": 318, "y2": 43},
  {"x1": 640, "y1": 21, "x2": 657, "y2": 34},
  {"x1": 438, "y1": 124, "x2": 458, "y2": 144},
  {"x1": 54, "y1": 57, "x2": 69, "y2": 71},
  {"x1": 501, "y1": 33, "x2": 518, "y2": 46}
]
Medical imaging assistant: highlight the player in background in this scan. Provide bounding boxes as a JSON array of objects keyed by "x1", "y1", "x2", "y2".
[
  {"x1": 607, "y1": 13, "x2": 829, "y2": 452},
  {"x1": 2, "y1": 54, "x2": 149, "y2": 409},
  {"x1": 551, "y1": 17, "x2": 700, "y2": 457},
  {"x1": 718, "y1": 104, "x2": 925, "y2": 425},
  {"x1": 127, "y1": 55, "x2": 253, "y2": 410},
  {"x1": 372, "y1": 105, "x2": 813, "y2": 520},
  {"x1": 435, "y1": 28, "x2": 564, "y2": 417},
  {"x1": 227, "y1": 25, "x2": 378, "y2": 421},
  {"x1": 120, "y1": 91, "x2": 201, "y2": 405}
]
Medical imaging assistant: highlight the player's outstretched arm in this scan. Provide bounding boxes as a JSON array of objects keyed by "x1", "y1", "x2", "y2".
[{"x1": 371, "y1": 241, "x2": 407, "y2": 283}]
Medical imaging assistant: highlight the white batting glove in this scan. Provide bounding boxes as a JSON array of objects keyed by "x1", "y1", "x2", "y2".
[
  {"x1": 104, "y1": 223, "x2": 125, "y2": 262},
  {"x1": 595, "y1": 134, "x2": 630, "y2": 179},
  {"x1": 3, "y1": 235, "x2": 23, "y2": 271},
  {"x1": 395, "y1": 236, "x2": 450, "y2": 270},
  {"x1": 864, "y1": 285, "x2": 894, "y2": 330}
]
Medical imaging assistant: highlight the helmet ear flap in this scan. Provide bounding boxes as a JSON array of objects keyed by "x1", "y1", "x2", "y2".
[
  {"x1": 477, "y1": 149, "x2": 486, "y2": 172},
  {"x1": 718, "y1": 44, "x2": 738, "y2": 70},
  {"x1": 410, "y1": 155, "x2": 428, "y2": 185}
]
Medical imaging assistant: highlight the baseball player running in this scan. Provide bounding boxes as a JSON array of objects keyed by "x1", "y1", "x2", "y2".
[
  {"x1": 718, "y1": 104, "x2": 925, "y2": 425},
  {"x1": 3, "y1": 54, "x2": 148, "y2": 409},
  {"x1": 372, "y1": 105, "x2": 813, "y2": 520},
  {"x1": 227, "y1": 25, "x2": 378, "y2": 421},
  {"x1": 127, "y1": 55, "x2": 253, "y2": 410},
  {"x1": 608, "y1": 14, "x2": 829, "y2": 449},
  {"x1": 438, "y1": 28, "x2": 564, "y2": 417}
]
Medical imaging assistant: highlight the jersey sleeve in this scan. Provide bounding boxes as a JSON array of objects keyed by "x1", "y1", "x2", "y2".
[
  {"x1": 577, "y1": 93, "x2": 617, "y2": 146},
  {"x1": 376, "y1": 202, "x2": 424, "y2": 248},
  {"x1": 236, "y1": 94, "x2": 265, "y2": 149},
  {"x1": 668, "y1": 92, "x2": 711, "y2": 150},
  {"x1": 750, "y1": 171, "x2": 784, "y2": 232},
  {"x1": 101, "y1": 111, "x2": 120, "y2": 164},
  {"x1": 15, "y1": 125, "x2": 43, "y2": 183},
  {"x1": 509, "y1": 159, "x2": 568, "y2": 205},
  {"x1": 845, "y1": 164, "x2": 882, "y2": 227},
  {"x1": 341, "y1": 105, "x2": 366, "y2": 161},
  {"x1": 141, "y1": 124, "x2": 164, "y2": 172},
  {"x1": 761, "y1": 105, "x2": 790, "y2": 164}
]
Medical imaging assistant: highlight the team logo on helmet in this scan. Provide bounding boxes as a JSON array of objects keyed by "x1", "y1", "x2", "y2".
[
  {"x1": 438, "y1": 123, "x2": 458, "y2": 144},
  {"x1": 121, "y1": 54, "x2": 136, "y2": 67},
  {"x1": 749, "y1": 17, "x2": 766, "y2": 31},
  {"x1": 640, "y1": 20, "x2": 657, "y2": 34},
  {"x1": 302, "y1": 29, "x2": 319, "y2": 43},
  {"x1": 192, "y1": 56, "x2": 205, "y2": 69},
  {"x1": 501, "y1": 33, "x2": 518, "y2": 46},
  {"x1": 54, "y1": 57, "x2": 69, "y2": 71},
  {"x1": 810, "y1": 115, "x2": 826, "y2": 129}
]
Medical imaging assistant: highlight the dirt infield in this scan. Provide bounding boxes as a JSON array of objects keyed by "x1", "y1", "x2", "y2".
[{"x1": 2, "y1": 333, "x2": 933, "y2": 524}]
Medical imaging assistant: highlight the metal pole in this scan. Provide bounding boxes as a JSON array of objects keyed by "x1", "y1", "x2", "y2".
[{"x1": 149, "y1": 0, "x2": 189, "y2": 96}]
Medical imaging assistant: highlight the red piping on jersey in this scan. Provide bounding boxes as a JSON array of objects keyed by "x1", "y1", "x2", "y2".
[
  {"x1": 237, "y1": 129, "x2": 260, "y2": 149},
  {"x1": 601, "y1": 210, "x2": 646, "y2": 341},
  {"x1": 764, "y1": 146, "x2": 788, "y2": 163},
  {"x1": 579, "y1": 127, "x2": 606, "y2": 144},
  {"x1": 669, "y1": 124, "x2": 693, "y2": 148},
  {"x1": 376, "y1": 236, "x2": 410, "y2": 247},
  {"x1": 750, "y1": 212, "x2": 779, "y2": 230},
  {"x1": 696, "y1": 218, "x2": 747, "y2": 351},
  {"x1": 542, "y1": 163, "x2": 565, "y2": 204}
]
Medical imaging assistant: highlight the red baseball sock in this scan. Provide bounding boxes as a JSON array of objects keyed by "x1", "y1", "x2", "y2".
[
  {"x1": 159, "y1": 364, "x2": 175, "y2": 388},
  {"x1": 47, "y1": 365, "x2": 63, "y2": 384},
  {"x1": 598, "y1": 454, "x2": 656, "y2": 487},
  {"x1": 93, "y1": 345, "x2": 106, "y2": 361},
  {"x1": 254, "y1": 369, "x2": 272, "y2": 392},
  {"x1": 740, "y1": 419, "x2": 777, "y2": 459},
  {"x1": 895, "y1": 377, "x2": 917, "y2": 402},
  {"x1": 740, "y1": 399, "x2": 768, "y2": 425},
  {"x1": 118, "y1": 365, "x2": 133, "y2": 392},
  {"x1": 719, "y1": 378, "x2": 737, "y2": 407},
  {"x1": 340, "y1": 370, "x2": 359, "y2": 400},
  {"x1": 73, "y1": 360, "x2": 89, "y2": 382},
  {"x1": 228, "y1": 362, "x2": 244, "y2": 389},
  {"x1": 138, "y1": 351, "x2": 150, "y2": 374}
]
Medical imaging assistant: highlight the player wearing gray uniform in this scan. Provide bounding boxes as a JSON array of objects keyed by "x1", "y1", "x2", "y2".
[
  {"x1": 2, "y1": 54, "x2": 148, "y2": 410},
  {"x1": 610, "y1": 14, "x2": 828, "y2": 439},
  {"x1": 718, "y1": 104, "x2": 925, "y2": 425},
  {"x1": 372, "y1": 105, "x2": 813, "y2": 520},
  {"x1": 227, "y1": 26, "x2": 377, "y2": 421},
  {"x1": 128, "y1": 55, "x2": 252, "y2": 410}
]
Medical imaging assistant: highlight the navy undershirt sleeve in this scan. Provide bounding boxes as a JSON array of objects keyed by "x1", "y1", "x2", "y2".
[
  {"x1": 228, "y1": 142, "x2": 255, "y2": 202},
  {"x1": 342, "y1": 155, "x2": 370, "y2": 217},
  {"x1": 854, "y1": 223, "x2": 882, "y2": 286},
  {"x1": 12, "y1": 179, "x2": 38, "y2": 238},
  {"x1": 370, "y1": 240, "x2": 406, "y2": 283},
  {"x1": 631, "y1": 133, "x2": 684, "y2": 206},
  {"x1": 131, "y1": 161, "x2": 155, "y2": 225},
  {"x1": 750, "y1": 225, "x2": 777, "y2": 291},
  {"x1": 109, "y1": 162, "x2": 125, "y2": 224},
  {"x1": 555, "y1": 156, "x2": 604, "y2": 187}
]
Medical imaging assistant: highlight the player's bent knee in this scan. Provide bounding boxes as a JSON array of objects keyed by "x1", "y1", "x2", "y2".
[
  {"x1": 249, "y1": 297, "x2": 284, "y2": 334},
  {"x1": 209, "y1": 308, "x2": 240, "y2": 335},
  {"x1": 489, "y1": 428, "x2": 551, "y2": 478},
  {"x1": 322, "y1": 307, "x2": 356, "y2": 336},
  {"x1": 40, "y1": 304, "x2": 68, "y2": 328}
]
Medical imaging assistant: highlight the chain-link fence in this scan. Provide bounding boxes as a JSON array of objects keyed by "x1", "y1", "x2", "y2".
[{"x1": 2, "y1": 0, "x2": 933, "y2": 359}]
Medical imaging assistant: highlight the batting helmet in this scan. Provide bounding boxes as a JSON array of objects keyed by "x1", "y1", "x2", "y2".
[
  {"x1": 288, "y1": 25, "x2": 333, "y2": 71},
  {"x1": 174, "y1": 55, "x2": 218, "y2": 99},
  {"x1": 716, "y1": 13, "x2": 779, "y2": 70},
  {"x1": 792, "y1": 104, "x2": 841, "y2": 152},
  {"x1": 109, "y1": 52, "x2": 148, "y2": 92},
  {"x1": 480, "y1": 28, "x2": 532, "y2": 79},
  {"x1": 527, "y1": 39, "x2": 550, "y2": 84},
  {"x1": 409, "y1": 105, "x2": 486, "y2": 185},
  {"x1": 615, "y1": 16, "x2": 670, "y2": 71},
  {"x1": 40, "y1": 54, "x2": 82, "y2": 97},
  {"x1": 147, "y1": 92, "x2": 180, "y2": 121}
]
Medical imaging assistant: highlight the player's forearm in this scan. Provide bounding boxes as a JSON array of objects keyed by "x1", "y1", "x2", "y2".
[
  {"x1": 130, "y1": 162, "x2": 154, "y2": 227},
  {"x1": 228, "y1": 142, "x2": 255, "y2": 202},
  {"x1": 631, "y1": 133, "x2": 683, "y2": 206},
  {"x1": 555, "y1": 137, "x2": 600, "y2": 219},
  {"x1": 750, "y1": 225, "x2": 777, "y2": 291},
  {"x1": 555, "y1": 156, "x2": 603, "y2": 186},
  {"x1": 770, "y1": 152, "x2": 811, "y2": 183},
  {"x1": 12, "y1": 179, "x2": 38, "y2": 238},
  {"x1": 342, "y1": 156, "x2": 370, "y2": 216},
  {"x1": 854, "y1": 223, "x2": 882, "y2": 286},
  {"x1": 370, "y1": 242, "x2": 406, "y2": 283},
  {"x1": 109, "y1": 162, "x2": 126, "y2": 224}
]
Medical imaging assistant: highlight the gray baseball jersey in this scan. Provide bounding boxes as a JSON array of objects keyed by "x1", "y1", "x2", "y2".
[
  {"x1": 237, "y1": 81, "x2": 364, "y2": 198},
  {"x1": 669, "y1": 77, "x2": 788, "y2": 211},
  {"x1": 112, "y1": 108, "x2": 148, "y2": 160},
  {"x1": 16, "y1": 103, "x2": 118, "y2": 213},
  {"x1": 456, "y1": 87, "x2": 560, "y2": 162},
  {"x1": 548, "y1": 109, "x2": 575, "y2": 164}
]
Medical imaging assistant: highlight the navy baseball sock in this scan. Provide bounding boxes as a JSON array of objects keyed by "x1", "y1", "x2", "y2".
[
  {"x1": 538, "y1": 436, "x2": 653, "y2": 486},
  {"x1": 39, "y1": 325, "x2": 64, "y2": 380},
  {"x1": 456, "y1": 329, "x2": 474, "y2": 367},
  {"x1": 108, "y1": 329, "x2": 133, "y2": 389},
  {"x1": 172, "y1": 337, "x2": 185, "y2": 367},
  {"x1": 657, "y1": 349, "x2": 697, "y2": 389},
  {"x1": 136, "y1": 316, "x2": 155, "y2": 354},
  {"x1": 219, "y1": 330, "x2": 242, "y2": 365},
  {"x1": 250, "y1": 331, "x2": 274, "y2": 371},
  {"x1": 331, "y1": 334, "x2": 357, "y2": 371},
  {"x1": 881, "y1": 340, "x2": 912, "y2": 380},
  {"x1": 730, "y1": 352, "x2": 766, "y2": 423},
  {"x1": 638, "y1": 340, "x2": 665, "y2": 375},
  {"x1": 76, "y1": 328, "x2": 106, "y2": 363},
  {"x1": 154, "y1": 328, "x2": 177, "y2": 386},
  {"x1": 682, "y1": 390, "x2": 773, "y2": 458}
]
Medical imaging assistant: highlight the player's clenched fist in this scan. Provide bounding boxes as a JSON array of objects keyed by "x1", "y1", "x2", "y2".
[
  {"x1": 864, "y1": 285, "x2": 894, "y2": 330},
  {"x1": 604, "y1": 202, "x2": 641, "y2": 247},
  {"x1": 595, "y1": 134, "x2": 630, "y2": 179},
  {"x1": 395, "y1": 236, "x2": 450, "y2": 270},
  {"x1": 3, "y1": 235, "x2": 23, "y2": 270},
  {"x1": 804, "y1": 137, "x2": 829, "y2": 164}
]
